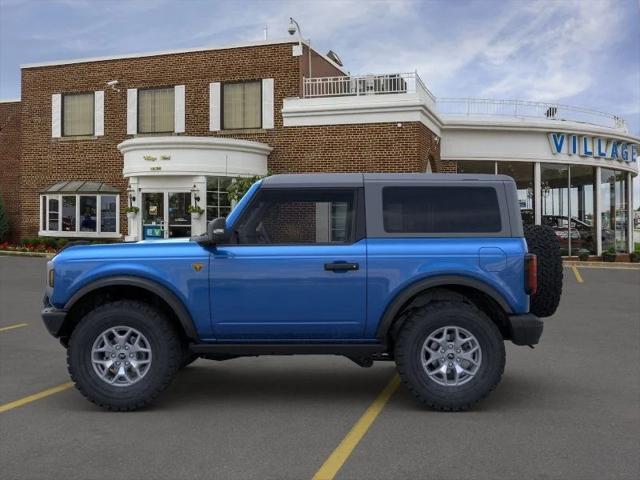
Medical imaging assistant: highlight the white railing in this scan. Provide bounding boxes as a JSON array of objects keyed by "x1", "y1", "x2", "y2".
[
  {"x1": 436, "y1": 98, "x2": 628, "y2": 131},
  {"x1": 303, "y1": 72, "x2": 435, "y2": 101}
]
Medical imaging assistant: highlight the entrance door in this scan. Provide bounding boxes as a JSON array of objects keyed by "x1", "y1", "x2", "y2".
[
  {"x1": 210, "y1": 188, "x2": 367, "y2": 340},
  {"x1": 142, "y1": 192, "x2": 165, "y2": 239},
  {"x1": 168, "y1": 192, "x2": 191, "y2": 238},
  {"x1": 141, "y1": 192, "x2": 192, "y2": 239}
]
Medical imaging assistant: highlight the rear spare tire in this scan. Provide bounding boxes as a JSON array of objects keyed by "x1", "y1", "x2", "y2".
[{"x1": 524, "y1": 224, "x2": 562, "y2": 317}]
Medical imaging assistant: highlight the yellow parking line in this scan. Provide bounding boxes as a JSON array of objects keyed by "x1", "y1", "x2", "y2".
[
  {"x1": 0, "y1": 323, "x2": 28, "y2": 333},
  {"x1": 571, "y1": 266, "x2": 584, "y2": 283},
  {"x1": 0, "y1": 382, "x2": 74, "y2": 414},
  {"x1": 312, "y1": 374, "x2": 401, "y2": 480}
]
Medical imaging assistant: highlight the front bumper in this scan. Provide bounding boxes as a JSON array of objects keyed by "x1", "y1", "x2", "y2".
[
  {"x1": 508, "y1": 313, "x2": 543, "y2": 346},
  {"x1": 42, "y1": 296, "x2": 67, "y2": 338}
]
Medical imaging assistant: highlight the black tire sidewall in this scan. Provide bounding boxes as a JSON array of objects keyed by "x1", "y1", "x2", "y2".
[
  {"x1": 68, "y1": 301, "x2": 180, "y2": 409},
  {"x1": 397, "y1": 303, "x2": 505, "y2": 409}
]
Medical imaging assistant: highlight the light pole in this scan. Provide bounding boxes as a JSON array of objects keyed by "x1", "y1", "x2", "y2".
[{"x1": 288, "y1": 17, "x2": 312, "y2": 80}]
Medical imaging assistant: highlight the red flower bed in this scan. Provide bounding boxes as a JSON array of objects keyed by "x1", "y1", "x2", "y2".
[{"x1": 0, "y1": 241, "x2": 58, "y2": 254}]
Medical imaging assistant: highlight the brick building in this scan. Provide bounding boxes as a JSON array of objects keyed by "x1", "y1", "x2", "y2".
[{"x1": 0, "y1": 37, "x2": 637, "y2": 254}]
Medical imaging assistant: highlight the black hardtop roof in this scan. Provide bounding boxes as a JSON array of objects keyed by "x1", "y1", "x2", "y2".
[{"x1": 261, "y1": 173, "x2": 514, "y2": 188}]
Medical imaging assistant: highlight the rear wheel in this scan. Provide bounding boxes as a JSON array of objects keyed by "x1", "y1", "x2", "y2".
[
  {"x1": 395, "y1": 301, "x2": 505, "y2": 411},
  {"x1": 67, "y1": 300, "x2": 181, "y2": 411},
  {"x1": 524, "y1": 224, "x2": 563, "y2": 318}
]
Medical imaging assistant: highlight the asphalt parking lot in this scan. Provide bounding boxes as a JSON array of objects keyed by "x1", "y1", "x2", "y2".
[{"x1": 1, "y1": 256, "x2": 639, "y2": 480}]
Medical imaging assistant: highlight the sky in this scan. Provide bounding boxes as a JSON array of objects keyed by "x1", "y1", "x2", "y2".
[{"x1": 1, "y1": 0, "x2": 639, "y2": 204}]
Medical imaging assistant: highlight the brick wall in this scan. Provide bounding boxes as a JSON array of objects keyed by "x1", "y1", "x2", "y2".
[
  {"x1": 0, "y1": 101, "x2": 21, "y2": 242},
  {"x1": 17, "y1": 41, "x2": 440, "y2": 239}
]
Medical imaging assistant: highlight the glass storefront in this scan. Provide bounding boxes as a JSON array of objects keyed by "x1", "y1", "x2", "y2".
[
  {"x1": 207, "y1": 176, "x2": 233, "y2": 221},
  {"x1": 541, "y1": 164, "x2": 570, "y2": 255},
  {"x1": 601, "y1": 169, "x2": 629, "y2": 253},
  {"x1": 454, "y1": 160, "x2": 632, "y2": 255},
  {"x1": 569, "y1": 166, "x2": 596, "y2": 254}
]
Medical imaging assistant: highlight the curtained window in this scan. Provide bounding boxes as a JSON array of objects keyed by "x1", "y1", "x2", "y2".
[
  {"x1": 138, "y1": 88, "x2": 175, "y2": 133},
  {"x1": 63, "y1": 93, "x2": 94, "y2": 136},
  {"x1": 223, "y1": 81, "x2": 261, "y2": 129}
]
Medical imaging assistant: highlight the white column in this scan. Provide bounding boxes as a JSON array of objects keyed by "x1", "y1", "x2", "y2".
[
  {"x1": 125, "y1": 177, "x2": 140, "y2": 242},
  {"x1": 191, "y1": 175, "x2": 207, "y2": 236},
  {"x1": 595, "y1": 167, "x2": 602, "y2": 256},
  {"x1": 534, "y1": 162, "x2": 541, "y2": 225},
  {"x1": 628, "y1": 172, "x2": 634, "y2": 253}
]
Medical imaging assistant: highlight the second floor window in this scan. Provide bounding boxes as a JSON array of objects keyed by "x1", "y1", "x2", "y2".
[
  {"x1": 63, "y1": 92, "x2": 94, "y2": 136},
  {"x1": 223, "y1": 81, "x2": 261, "y2": 129},
  {"x1": 138, "y1": 87, "x2": 175, "y2": 133}
]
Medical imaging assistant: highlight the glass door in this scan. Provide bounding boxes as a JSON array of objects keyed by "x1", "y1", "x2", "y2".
[
  {"x1": 142, "y1": 192, "x2": 165, "y2": 239},
  {"x1": 168, "y1": 192, "x2": 191, "y2": 238}
]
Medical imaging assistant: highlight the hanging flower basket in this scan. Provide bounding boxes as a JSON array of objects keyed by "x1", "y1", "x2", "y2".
[
  {"x1": 187, "y1": 205, "x2": 204, "y2": 220},
  {"x1": 125, "y1": 206, "x2": 139, "y2": 221}
]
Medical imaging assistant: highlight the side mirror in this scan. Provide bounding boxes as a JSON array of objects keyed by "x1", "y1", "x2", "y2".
[{"x1": 207, "y1": 217, "x2": 231, "y2": 245}]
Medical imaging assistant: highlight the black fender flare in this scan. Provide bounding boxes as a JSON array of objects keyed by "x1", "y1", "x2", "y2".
[
  {"x1": 375, "y1": 275, "x2": 513, "y2": 340},
  {"x1": 64, "y1": 275, "x2": 198, "y2": 340}
]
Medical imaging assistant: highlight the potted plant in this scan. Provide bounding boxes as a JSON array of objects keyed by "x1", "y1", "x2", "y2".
[
  {"x1": 602, "y1": 246, "x2": 617, "y2": 262},
  {"x1": 187, "y1": 204, "x2": 204, "y2": 220},
  {"x1": 125, "y1": 206, "x2": 139, "y2": 221},
  {"x1": 577, "y1": 249, "x2": 590, "y2": 261}
]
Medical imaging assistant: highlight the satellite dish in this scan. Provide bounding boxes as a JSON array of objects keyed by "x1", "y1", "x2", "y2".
[{"x1": 326, "y1": 50, "x2": 343, "y2": 67}]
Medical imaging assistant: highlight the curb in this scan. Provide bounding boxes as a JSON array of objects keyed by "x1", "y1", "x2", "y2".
[
  {"x1": 0, "y1": 250, "x2": 55, "y2": 259},
  {"x1": 563, "y1": 260, "x2": 640, "y2": 270}
]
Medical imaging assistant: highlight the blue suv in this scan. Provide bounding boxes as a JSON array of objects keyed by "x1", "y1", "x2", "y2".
[{"x1": 42, "y1": 174, "x2": 562, "y2": 411}]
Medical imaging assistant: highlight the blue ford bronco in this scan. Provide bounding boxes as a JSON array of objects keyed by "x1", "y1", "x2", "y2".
[{"x1": 42, "y1": 173, "x2": 562, "y2": 411}]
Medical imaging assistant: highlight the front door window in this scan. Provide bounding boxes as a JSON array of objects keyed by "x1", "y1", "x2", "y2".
[{"x1": 168, "y1": 192, "x2": 191, "y2": 238}]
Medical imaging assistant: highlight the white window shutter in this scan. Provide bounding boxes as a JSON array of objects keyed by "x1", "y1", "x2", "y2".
[
  {"x1": 94, "y1": 91, "x2": 104, "y2": 136},
  {"x1": 127, "y1": 88, "x2": 137, "y2": 135},
  {"x1": 51, "y1": 94, "x2": 61, "y2": 138},
  {"x1": 262, "y1": 78, "x2": 274, "y2": 129},
  {"x1": 209, "y1": 82, "x2": 221, "y2": 131},
  {"x1": 174, "y1": 85, "x2": 185, "y2": 133}
]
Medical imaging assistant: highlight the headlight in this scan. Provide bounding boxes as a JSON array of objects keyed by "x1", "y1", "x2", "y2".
[{"x1": 48, "y1": 268, "x2": 55, "y2": 288}]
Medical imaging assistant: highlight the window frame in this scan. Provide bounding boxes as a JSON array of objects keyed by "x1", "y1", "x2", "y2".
[
  {"x1": 61, "y1": 92, "x2": 95, "y2": 137},
  {"x1": 136, "y1": 86, "x2": 176, "y2": 134},
  {"x1": 39, "y1": 193, "x2": 121, "y2": 238},
  {"x1": 221, "y1": 80, "x2": 263, "y2": 131},
  {"x1": 228, "y1": 187, "x2": 365, "y2": 246}
]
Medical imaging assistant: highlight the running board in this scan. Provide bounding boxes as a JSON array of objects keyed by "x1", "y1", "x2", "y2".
[{"x1": 189, "y1": 343, "x2": 387, "y2": 356}]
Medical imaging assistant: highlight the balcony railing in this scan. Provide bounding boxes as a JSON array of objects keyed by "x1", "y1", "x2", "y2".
[
  {"x1": 302, "y1": 74, "x2": 628, "y2": 132},
  {"x1": 303, "y1": 72, "x2": 435, "y2": 101},
  {"x1": 436, "y1": 98, "x2": 628, "y2": 132}
]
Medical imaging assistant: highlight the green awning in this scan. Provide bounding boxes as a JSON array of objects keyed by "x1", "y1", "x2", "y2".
[{"x1": 40, "y1": 181, "x2": 119, "y2": 194}]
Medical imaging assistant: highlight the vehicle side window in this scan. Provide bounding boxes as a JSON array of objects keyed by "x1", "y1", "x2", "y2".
[
  {"x1": 382, "y1": 186, "x2": 502, "y2": 234},
  {"x1": 233, "y1": 189, "x2": 358, "y2": 245}
]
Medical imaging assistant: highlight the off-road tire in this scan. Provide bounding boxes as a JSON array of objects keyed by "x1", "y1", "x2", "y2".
[
  {"x1": 395, "y1": 301, "x2": 505, "y2": 411},
  {"x1": 524, "y1": 224, "x2": 563, "y2": 318},
  {"x1": 67, "y1": 300, "x2": 181, "y2": 411}
]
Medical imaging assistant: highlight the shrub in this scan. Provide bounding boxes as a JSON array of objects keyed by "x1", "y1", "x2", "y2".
[
  {"x1": 226, "y1": 174, "x2": 269, "y2": 204},
  {"x1": 577, "y1": 249, "x2": 590, "y2": 261}
]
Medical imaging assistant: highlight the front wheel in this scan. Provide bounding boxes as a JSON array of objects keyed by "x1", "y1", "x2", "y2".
[
  {"x1": 395, "y1": 301, "x2": 505, "y2": 411},
  {"x1": 67, "y1": 300, "x2": 182, "y2": 411}
]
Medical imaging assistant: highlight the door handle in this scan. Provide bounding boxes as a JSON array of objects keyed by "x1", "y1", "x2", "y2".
[{"x1": 324, "y1": 262, "x2": 359, "y2": 272}]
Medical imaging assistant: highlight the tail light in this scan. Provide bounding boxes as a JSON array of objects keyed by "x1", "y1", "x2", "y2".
[{"x1": 524, "y1": 254, "x2": 537, "y2": 295}]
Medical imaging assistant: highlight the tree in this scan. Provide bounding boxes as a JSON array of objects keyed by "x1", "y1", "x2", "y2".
[
  {"x1": 226, "y1": 174, "x2": 268, "y2": 204},
  {"x1": 0, "y1": 193, "x2": 9, "y2": 242}
]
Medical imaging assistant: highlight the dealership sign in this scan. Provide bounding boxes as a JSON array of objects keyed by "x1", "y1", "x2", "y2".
[{"x1": 548, "y1": 133, "x2": 638, "y2": 163}]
